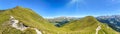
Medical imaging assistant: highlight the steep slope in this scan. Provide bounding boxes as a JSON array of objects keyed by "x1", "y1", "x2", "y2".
[
  {"x1": 0, "y1": 6, "x2": 119, "y2": 34},
  {"x1": 62, "y1": 16, "x2": 119, "y2": 34},
  {"x1": 97, "y1": 15, "x2": 120, "y2": 32},
  {"x1": 63, "y1": 16, "x2": 99, "y2": 30},
  {"x1": 0, "y1": 6, "x2": 64, "y2": 34}
]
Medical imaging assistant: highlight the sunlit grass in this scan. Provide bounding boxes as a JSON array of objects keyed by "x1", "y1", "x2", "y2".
[{"x1": 0, "y1": 6, "x2": 119, "y2": 34}]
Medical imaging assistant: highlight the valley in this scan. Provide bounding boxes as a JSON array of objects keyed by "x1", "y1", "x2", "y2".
[{"x1": 0, "y1": 6, "x2": 119, "y2": 34}]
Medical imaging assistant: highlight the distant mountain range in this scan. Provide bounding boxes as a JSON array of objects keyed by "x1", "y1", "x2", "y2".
[
  {"x1": 97, "y1": 15, "x2": 120, "y2": 32},
  {"x1": 47, "y1": 15, "x2": 120, "y2": 32},
  {"x1": 0, "y1": 6, "x2": 119, "y2": 34},
  {"x1": 47, "y1": 16, "x2": 80, "y2": 27}
]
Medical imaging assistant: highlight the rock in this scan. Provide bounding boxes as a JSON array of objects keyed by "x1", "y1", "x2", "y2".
[{"x1": 10, "y1": 16, "x2": 28, "y2": 31}]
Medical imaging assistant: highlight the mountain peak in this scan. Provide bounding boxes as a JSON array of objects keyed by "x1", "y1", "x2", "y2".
[
  {"x1": 14, "y1": 6, "x2": 23, "y2": 9},
  {"x1": 16, "y1": 6, "x2": 22, "y2": 8}
]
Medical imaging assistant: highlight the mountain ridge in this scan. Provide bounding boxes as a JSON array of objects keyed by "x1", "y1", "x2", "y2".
[
  {"x1": 97, "y1": 15, "x2": 120, "y2": 32},
  {"x1": 0, "y1": 6, "x2": 64, "y2": 34},
  {"x1": 0, "y1": 6, "x2": 119, "y2": 34}
]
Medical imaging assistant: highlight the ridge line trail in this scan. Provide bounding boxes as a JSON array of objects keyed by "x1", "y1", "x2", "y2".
[{"x1": 96, "y1": 25, "x2": 101, "y2": 34}]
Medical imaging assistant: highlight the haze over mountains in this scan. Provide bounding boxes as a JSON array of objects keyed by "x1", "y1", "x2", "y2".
[
  {"x1": 97, "y1": 15, "x2": 120, "y2": 32},
  {"x1": 47, "y1": 16, "x2": 80, "y2": 27},
  {"x1": 48, "y1": 15, "x2": 120, "y2": 32},
  {"x1": 0, "y1": 6, "x2": 119, "y2": 34}
]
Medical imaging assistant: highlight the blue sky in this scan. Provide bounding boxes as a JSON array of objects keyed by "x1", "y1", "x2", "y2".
[{"x1": 0, "y1": 0, "x2": 120, "y2": 18}]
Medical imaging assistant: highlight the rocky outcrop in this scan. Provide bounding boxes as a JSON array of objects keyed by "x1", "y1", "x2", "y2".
[
  {"x1": 10, "y1": 16, "x2": 42, "y2": 34},
  {"x1": 10, "y1": 16, "x2": 28, "y2": 31}
]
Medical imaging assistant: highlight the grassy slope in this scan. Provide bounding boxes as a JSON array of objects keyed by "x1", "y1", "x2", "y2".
[
  {"x1": 62, "y1": 16, "x2": 119, "y2": 34},
  {"x1": 0, "y1": 6, "x2": 66, "y2": 34},
  {"x1": 0, "y1": 11, "x2": 23, "y2": 34},
  {"x1": 0, "y1": 6, "x2": 119, "y2": 34}
]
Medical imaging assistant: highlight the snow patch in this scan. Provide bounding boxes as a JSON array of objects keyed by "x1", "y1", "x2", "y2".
[
  {"x1": 96, "y1": 25, "x2": 101, "y2": 34},
  {"x1": 10, "y1": 16, "x2": 28, "y2": 31}
]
